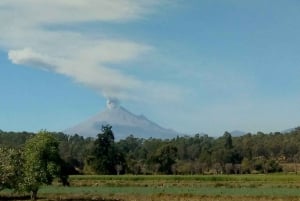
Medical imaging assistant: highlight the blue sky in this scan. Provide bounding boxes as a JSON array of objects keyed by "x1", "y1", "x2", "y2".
[{"x1": 1, "y1": 0, "x2": 300, "y2": 136}]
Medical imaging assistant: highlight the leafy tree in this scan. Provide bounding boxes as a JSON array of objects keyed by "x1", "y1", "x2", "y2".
[
  {"x1": 150, "y1": 144, "x2": 178, "y2": 174},
  {"x1": 265, "y1": 159, "x2": 282, "y2": 173},
  {"x1": 222, "y1": 132, "x2": 233, "y2": 149},
  {"x1": 0, "y1": 147, "x2": 23, "y2": 191},
  {"x1": 241, "y1": 157, "x2": 252, "y2": 173},
  {"x1": 56, "y1": 133, "x2": 92, "y2": 173},
  {"x1": 90, "y1": 125, "x2": 125, "y2": 174},
  {"x1": 234, "y1": 133, "x2": 253, "y2": 160},
  {"x1": 116, "y1": 135, "x2": 146, "y2": 174},
  {"x1": 22, "y1": 131, "x2": 65, "y2": 200}
]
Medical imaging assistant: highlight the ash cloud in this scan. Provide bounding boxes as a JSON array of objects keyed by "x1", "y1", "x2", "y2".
[
  {"x1": 1, "y1": 0, "x2": 185, "y2": 106},
  {"x1": 8, "y1": 48, "x2": 57, "y2": 71}
]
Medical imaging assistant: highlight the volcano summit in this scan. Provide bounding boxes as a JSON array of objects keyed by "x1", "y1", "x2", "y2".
[{"x1": 64, "y1": 100, "x2": 178, "y2": 139}]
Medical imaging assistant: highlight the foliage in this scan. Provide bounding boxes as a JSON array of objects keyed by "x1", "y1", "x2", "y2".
[
  {"x1": 149, "y1": 144, "x2": 178, "y2": 174},
  {"x1": 88, "y1": 125, "x2": 125, "y2": 174},
  {"x1": 4, "y1": 126, "x2": 300, "y2": 175},
  {"x1": 22, "y1": 130, "x2": 65, "y2": 200},
  {"x1": 0, "y1": 131, "x2": 34, "y2": 148},
  {"x1": 0, "y1": 147, "x2": 23, "y2": 191}
]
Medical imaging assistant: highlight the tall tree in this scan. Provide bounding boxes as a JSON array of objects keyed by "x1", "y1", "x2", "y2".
[
  {"x1": 223, "y1": 132, "x2": 233, "y2": 149},
  {"x1": 23, "y1": 131, "x2": 65, "y2": 200},
  {"x1": 90, "y1": 125, "x2": 125, "y2": 174}
]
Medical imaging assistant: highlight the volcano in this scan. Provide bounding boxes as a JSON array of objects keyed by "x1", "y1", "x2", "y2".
[{"x1": 64, "y1": 100, "x2": 178, "y2": 140}]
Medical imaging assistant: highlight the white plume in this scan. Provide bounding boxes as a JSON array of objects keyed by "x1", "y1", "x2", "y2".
[{"x1": 0, "y1": 0, "x2": 185, "y2": 104}]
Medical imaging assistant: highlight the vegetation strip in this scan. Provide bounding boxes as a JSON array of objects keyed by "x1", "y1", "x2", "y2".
[
  {"x1": 70, "y1": 174, "x2": 300, "y2": 182},
  {"x1": 39, "y1": 185, "x2": 300, "y2": 197},
  {"x1": 3, "y1": 127, "x2": 300, "y2": 200}
]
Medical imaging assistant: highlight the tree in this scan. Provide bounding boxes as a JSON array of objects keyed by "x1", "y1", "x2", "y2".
[
  {"x1": 223, "y1": 132, "x2": 233, "y2": 149},
  {"x1": 116, "y1": 135, "x2": 146, "y2": 174},
  {"x1": 241, "y1": 157, "x2": 252, "y2": 173},
  {"x1": 150, "y1": 144, "x2": 178, "y2": 174},
  {"x1": 90, "y1": 125, "x2": 125, "y2": 174},
  {"x1": 0, "y1": 147, "x2": 23, "y2": 191},
  {"x1": 23, "y1": 131, "x2": 65, "y2": 200}
]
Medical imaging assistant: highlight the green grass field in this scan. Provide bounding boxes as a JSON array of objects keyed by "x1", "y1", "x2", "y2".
[{"x1": 3, "y1": 174, "x2": 300, "y2": 200}]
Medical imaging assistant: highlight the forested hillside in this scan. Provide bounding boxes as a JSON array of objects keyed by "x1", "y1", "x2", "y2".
[{"x1": 1, "y1": 127, "x2": 300, "y2": 175}]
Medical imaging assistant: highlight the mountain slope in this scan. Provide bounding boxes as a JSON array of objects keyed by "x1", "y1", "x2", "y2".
[{"x1": 64, "y1": 106, "x2": 178, "y2": 140}]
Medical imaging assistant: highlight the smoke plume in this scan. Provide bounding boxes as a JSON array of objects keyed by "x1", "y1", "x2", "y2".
[
  {"x1": 106, "y1": 98, "x2": 120, "y2": 109},
  {"x1": 1, "y1": 0, "x2": 185, "y2": 106}
]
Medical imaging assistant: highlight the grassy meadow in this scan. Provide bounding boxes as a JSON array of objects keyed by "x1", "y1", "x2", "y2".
[{"x1": 3, "y1": 174, "x2": 300, "y2": 200}]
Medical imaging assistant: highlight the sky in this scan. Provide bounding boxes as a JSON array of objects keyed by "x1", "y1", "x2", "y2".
[{"x1": 1, "y1": 0, "x2": 300, "y2": 136}]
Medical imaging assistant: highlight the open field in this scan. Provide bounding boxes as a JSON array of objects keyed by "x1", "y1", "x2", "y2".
[{"x1": 3, "y1": 174, "x2": 300, "y2": 200}]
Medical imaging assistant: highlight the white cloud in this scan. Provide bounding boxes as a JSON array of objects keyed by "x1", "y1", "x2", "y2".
[
  {"x1": 76, "y1": 40, "x2": 152, "y2": 64},
  {"x1": 0, "y1": 0, "x2": 184, "y2": 105},
  {"x1": 8, "y1": 48, "x2": 57, "y2": 71},
  {"x1": 0, "y1": 0, "x2": 152, "y2": 25},
  {"x1": 7, "y1": 44, "x2": 145, "y2": 101}
]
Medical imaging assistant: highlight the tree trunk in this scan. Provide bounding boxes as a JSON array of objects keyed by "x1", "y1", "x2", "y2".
[{"x1": 31, "y1": 190, "x2": 38, "y2": 201}]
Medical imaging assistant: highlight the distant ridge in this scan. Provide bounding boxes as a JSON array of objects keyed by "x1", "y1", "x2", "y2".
[
  {"x1": 64, "y1": 101, "x2": 178, "y2": 140},
  {"x1": 230, "y1": 130, "x2": 246, "y2": 137}
]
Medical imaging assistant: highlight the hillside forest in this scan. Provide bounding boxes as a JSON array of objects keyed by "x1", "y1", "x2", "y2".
[{"x1": 1, "y1": 125, "x2": 300, "y2": 176}]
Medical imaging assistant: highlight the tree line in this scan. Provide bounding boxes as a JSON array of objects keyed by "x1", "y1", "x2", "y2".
[{"x1": 2, "y1": 126, "x2": 300, "y2": 183}]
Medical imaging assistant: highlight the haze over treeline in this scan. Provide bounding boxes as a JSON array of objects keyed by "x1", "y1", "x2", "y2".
[{"x1": 1, "y1": 126, "x2": 300, "y2": 175}]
